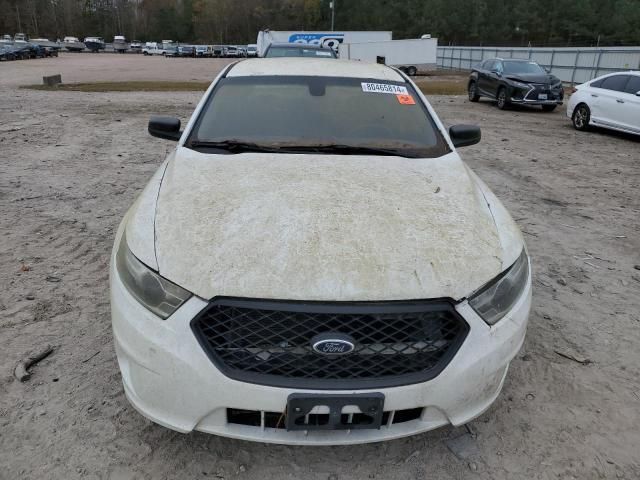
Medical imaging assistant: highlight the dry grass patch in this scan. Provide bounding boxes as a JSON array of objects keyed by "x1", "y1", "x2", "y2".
[
  {"x1": 23, "y1": 78, "x2": 468, "y2": 96},
  {"x1": 23, "y1": 81, "x2": 210, "y2": 92}
]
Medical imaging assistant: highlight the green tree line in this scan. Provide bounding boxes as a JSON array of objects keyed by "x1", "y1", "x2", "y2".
[{"x1": 1, "y1": 0, "x2": 638, "y2": 46}]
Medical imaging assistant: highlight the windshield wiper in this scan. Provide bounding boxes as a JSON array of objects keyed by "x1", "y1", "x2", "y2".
[
  {"x1": 188, "y1": 141, "x2": 417, "y2": 157},
  {"x1": 188, "y1": 140, "x2": 285, "y2": 154},
  {"x1": 292, "y1": 144, "x2": 415, "y2": 157}
]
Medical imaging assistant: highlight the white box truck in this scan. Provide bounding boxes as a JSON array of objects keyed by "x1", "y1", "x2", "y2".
[
  {"x1": 256, "y1": 30, "x2": 392, "y2": 57},
  {"x1": 142, "y1": 42, "x2": 161, "y2": 55},
  {"x1": 142, "y1": 40, "x2": 177, "y2": 56},
  {"x1": 338, "y1": 37, "x2": 438, "y2": 76}
]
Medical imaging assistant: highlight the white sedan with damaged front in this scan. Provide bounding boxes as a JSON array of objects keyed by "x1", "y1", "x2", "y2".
[{"x1": 110, "y1": 58, "x2": 532, "y2": 445}]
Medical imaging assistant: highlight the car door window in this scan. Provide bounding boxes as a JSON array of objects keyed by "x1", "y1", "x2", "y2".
[
  {"x1": 599, "y1": 75, "x2": 630, "y2": 92},
  {"x1": 494, "y1": 61, "x2": 503, "y2": 74},
  {"x1": 482, "y1": 60, "x2": 495, "y2": 70},
  {"x1": 623, "y1": 76, "x2": 640, "y2": 95}
]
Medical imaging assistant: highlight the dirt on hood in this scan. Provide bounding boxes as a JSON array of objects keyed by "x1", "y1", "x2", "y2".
[{"x1": 142, "y1": 148, "x2": 508, "y2": 301}]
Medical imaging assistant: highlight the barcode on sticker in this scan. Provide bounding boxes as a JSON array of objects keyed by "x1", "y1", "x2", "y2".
[{"x1": 361, "y1": 83, "x2": 409, "y2": 95}]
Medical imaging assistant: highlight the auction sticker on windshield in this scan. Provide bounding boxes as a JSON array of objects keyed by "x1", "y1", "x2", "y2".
[
  {"x1": 361, "y1": 82, "x2": 409, "y2": 95},
  {"x1": 396, "y1": 94, "x2": 416, "y2": 105}
]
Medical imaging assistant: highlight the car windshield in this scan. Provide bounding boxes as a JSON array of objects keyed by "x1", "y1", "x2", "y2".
[
  {"x1": 188, "y1": 75, "x2": 449, "y2": 158},
  {"x1": 503, "y1": 61, "x2": 546, "y2": 75},
  {"x1": 266, "y1": 47, "x2": 336, "y2": 58}
]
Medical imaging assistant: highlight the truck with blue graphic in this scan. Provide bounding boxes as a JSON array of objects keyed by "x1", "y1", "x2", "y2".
[{"x1": 256, "y1": 30, "x2": 392, "y2": 57}]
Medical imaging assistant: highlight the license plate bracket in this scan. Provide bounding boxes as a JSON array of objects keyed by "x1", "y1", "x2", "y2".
[{"x1": 286, "y1": 393, "x2": 385, "y2": 431}]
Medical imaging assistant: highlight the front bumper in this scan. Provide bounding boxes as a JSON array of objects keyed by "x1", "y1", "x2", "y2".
[
  {"x1": 510, "y1": 84, "x2": 564, "y2": 105},
  {"x1": 566, "y1": 94, "x2": 579, "y2": 119},
  {"x1": 110, "y1": 256, "x2": 531, "y2": 445},
  {"x1": 510, "y1": 98, "x2": 563, "y2": 106}
]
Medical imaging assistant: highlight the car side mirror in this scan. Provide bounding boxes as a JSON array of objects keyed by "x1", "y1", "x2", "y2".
[
  {"x1": 148, "y1": 116, "x2": 182, "y2": 141},
  {"x1": 449, "y1": 125, "x2": 481, "y2": 148},
  {"x1": 491, "y1": 69, "x2": 501, "y2": 75},
  {"x1": 636, "y1": 90, "x2": 640, "y2": 97}
]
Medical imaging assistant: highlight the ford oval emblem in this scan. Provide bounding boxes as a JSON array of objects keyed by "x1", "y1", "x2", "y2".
[{"x1": 311, "y1": 333, "x2": 355, "y2": 355}]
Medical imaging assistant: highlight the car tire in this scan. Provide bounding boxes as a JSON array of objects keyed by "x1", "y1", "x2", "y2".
[
  {"x1": 468, "y1": 81, "x2": 480, "y2": 102},
  {"x1": 496, "y1": 87, "x2": 508, "y2": 110},
  {"x1": 406, "y1": 66, "x2": 418, "y2": 76},
  {"x1": 572, "y1": 104, "x2": 591, "y2": 131},
  {"x1": 542, "y1": 105, "x2": 557, "y2": 112}
]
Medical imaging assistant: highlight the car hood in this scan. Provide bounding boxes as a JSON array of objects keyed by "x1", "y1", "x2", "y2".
[
  {"x1": 149, "y1": 148, "x2": 508, "y2": 301},
  {"x1": 505, "y1": 73, "x2": 559, "y2": 84}
]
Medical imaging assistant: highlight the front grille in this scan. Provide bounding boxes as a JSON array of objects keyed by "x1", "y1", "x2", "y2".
[
  {"x1": 524, "y1": 83, "x2": 560, "y2": 101},
  {"x1": 191, "y1": 298, "x2": 469, "y2": 389}
]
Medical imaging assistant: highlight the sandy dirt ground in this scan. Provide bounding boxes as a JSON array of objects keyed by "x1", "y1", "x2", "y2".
[
  {"x1": 0, "y1": 52, "x2": 235, "y2": 86},
  {"x1": 1, "y1": 54, "x2": 639, "y2": 480}
]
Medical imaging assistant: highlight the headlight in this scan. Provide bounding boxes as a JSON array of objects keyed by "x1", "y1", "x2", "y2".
[
  {"x1": 468, "y1": 250, "x2": 529, "y2": 325},
  {"x1": 510, "y1": 81, "x2": 530, "y2": 89},
  {"x1": 116, "y1": 233, "x2": 192, "y2": 319}
]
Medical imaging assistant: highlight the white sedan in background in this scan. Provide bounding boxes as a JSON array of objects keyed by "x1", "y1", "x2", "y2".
[{"x1": 568, "y1": 71, "x2": 640, "y2": 135}]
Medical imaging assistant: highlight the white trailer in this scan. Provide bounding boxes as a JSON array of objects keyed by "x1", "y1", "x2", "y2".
[
  {"x1": 256, "y1": 30, "x2": 392, "y2": 57},
  {"x1": 339, "y1": 37, "x2": 438, "y2": 76}
]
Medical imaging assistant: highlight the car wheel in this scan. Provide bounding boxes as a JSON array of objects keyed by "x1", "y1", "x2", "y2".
[
  {"x1": 468, "y1": 81, "x2": 480, "y2": 102},
  {"x1": 496, "y1": 87, "x2": 508, "y2": 110},
  {"x1": 572, "y1": 104, "x2": 591, "y2": 131},
  {"x1": 542, "y1": 105, "x2": 557, "y2": 112},
  {"x1": 406, "y1": 66, "x2": 417, "y2": 76}
]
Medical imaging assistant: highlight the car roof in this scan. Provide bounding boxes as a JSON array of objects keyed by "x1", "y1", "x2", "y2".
[
  {"x1": 269, "y1": 43, "x2": 330, "y2": 50},
  {"x1": 590, "y1": 70, "x2": 640, "y2": 81},
  {"x1": 607, "y1": 70, "x2": 640, "y2": 76},
  {"x1": 489, "y1": 58, "x2": 535, "y2": 62},
  {"x1": 228, "y1": 58, "x2": 405, "y2": 81}
]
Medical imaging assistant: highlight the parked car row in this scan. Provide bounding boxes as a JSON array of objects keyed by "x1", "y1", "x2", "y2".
[
  {"x1": 194, "y1": 44, "x2": 258, "y2": 57},
  {"x1": 142, "y1": 42, "x2": 258, "y2": 58},
  {"x1": 0, "y1": 42, "x2": 58, "y2": 61},
  {"x1": 467, "y1": 57, "x2": 640, "y2": 136},
  {"x1": 3, "y1": 32, "x2": 258, "y2": 57}
]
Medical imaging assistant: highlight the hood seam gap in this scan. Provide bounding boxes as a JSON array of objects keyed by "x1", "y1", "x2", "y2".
[{"x1": 153, "y1": 159, "x2": 171, "y2": 271}]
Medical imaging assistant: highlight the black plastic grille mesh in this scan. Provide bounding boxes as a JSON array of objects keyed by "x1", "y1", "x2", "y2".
[{"x1": 191, "y1": 299, "x2": 468, "y2": 388}]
